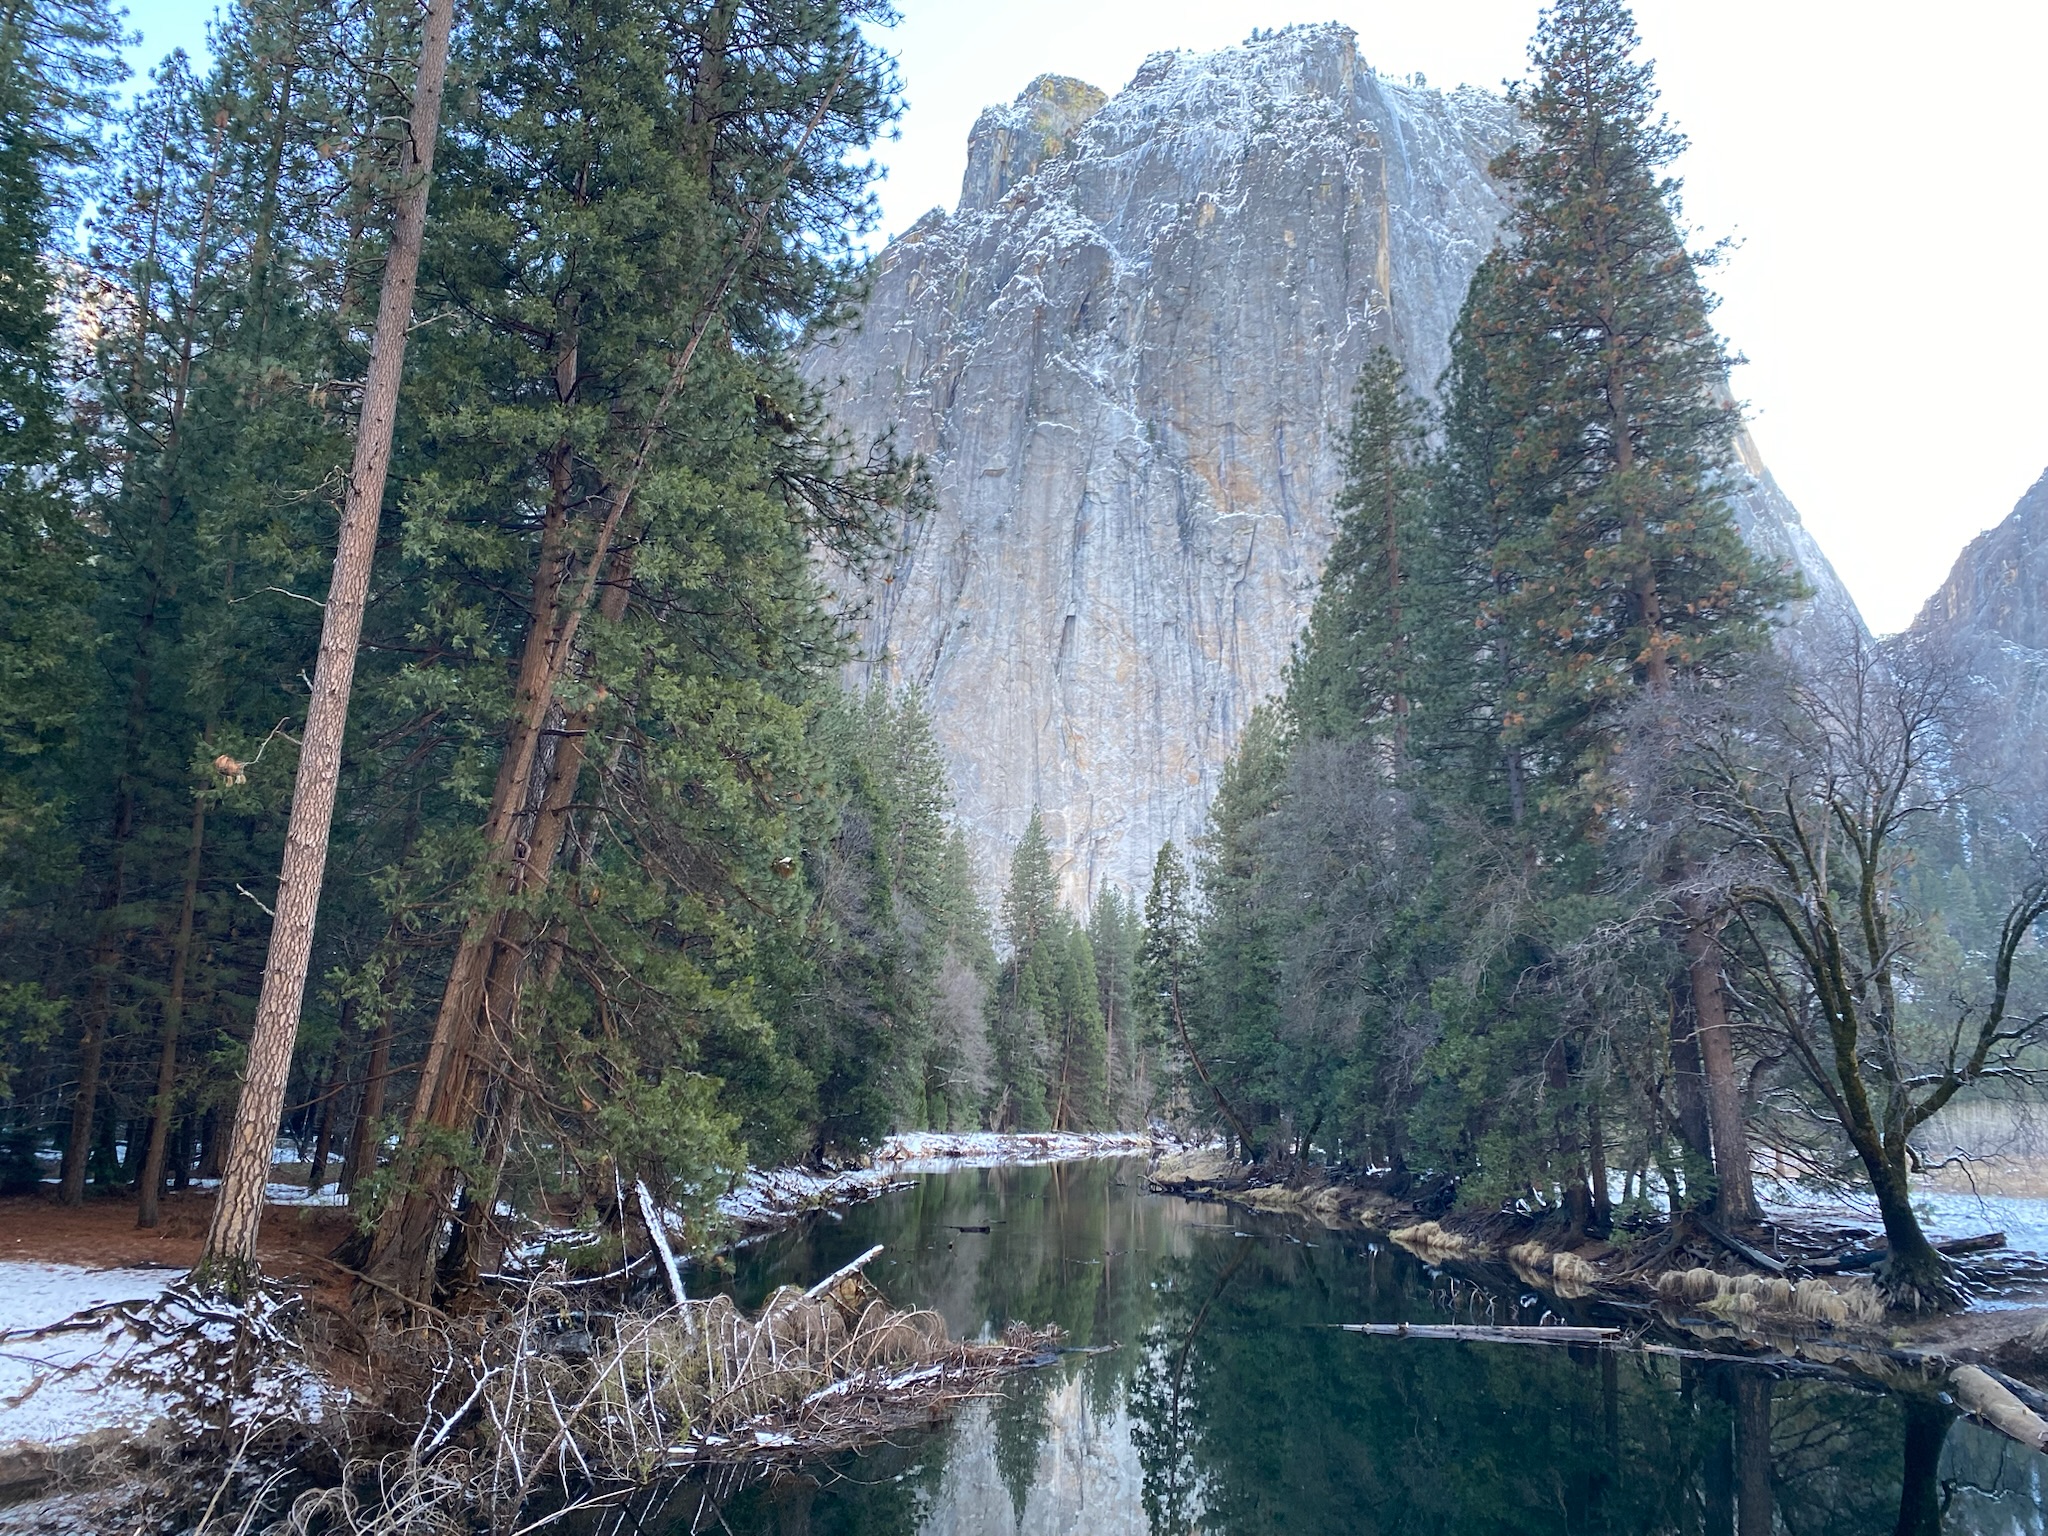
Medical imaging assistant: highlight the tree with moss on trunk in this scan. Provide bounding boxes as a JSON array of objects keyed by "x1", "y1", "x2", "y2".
[{"x1": 1684, "y1": 634, "x2": 2048, "y2": 1309}]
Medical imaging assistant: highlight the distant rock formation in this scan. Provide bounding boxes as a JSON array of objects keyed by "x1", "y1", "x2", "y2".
[
  {"x1": 1906, "y1": 468, "x2": 2048, "y2": 819},
  {"x1": 806, "y1": 24, "x2": 1862, "y2": 902}
]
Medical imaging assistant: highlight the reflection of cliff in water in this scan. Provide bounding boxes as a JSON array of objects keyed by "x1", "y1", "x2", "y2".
[{"x1": 686, "y1": 1162, "x2": 2046, "y2": 1535}]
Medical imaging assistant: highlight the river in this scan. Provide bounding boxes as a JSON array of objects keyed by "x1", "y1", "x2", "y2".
[{"x1": 559, "y1": 1157, "x2": 2047, "y2": 1534}]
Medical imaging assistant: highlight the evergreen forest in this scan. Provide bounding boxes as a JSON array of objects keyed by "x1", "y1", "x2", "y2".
[{"x1": 2, "y1": 0, "x2": 2043, "y2": 1326}]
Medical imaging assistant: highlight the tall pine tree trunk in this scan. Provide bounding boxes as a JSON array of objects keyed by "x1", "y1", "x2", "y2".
[
  {"x1": 1683, "y1": 906, "x2": 1757, "y2": 1219},
  {"x1": 341, "y1": 1000, "x2": 393, "y2": 1195},
  {"x1": 195, "y1": 0, "x2": 458, "y2": 1295}
]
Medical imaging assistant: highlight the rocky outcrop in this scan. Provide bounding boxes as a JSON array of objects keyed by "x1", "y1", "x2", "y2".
[
  {"x1": 807, "y1": 24, "x2": 1862, "y2": 901},
  {"x1": 1907, "y1": 467, "x2": 2048, "y2": 818}
]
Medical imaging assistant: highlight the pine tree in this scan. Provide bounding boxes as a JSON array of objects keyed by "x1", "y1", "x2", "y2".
[
  {"x1": 357, "y1": 0, "x2": 911, "y2": 1302},
  {"x1": 1477, "y1": 0, "x2": 1790, "y2": 779},
  {"x1": 1191, "y1": 705, "x2": 1291, "y2": 1157},
  {"x1": 1047, "y1": 918, "x2": 1105, "y2": 1131},
  {"x1": 0, "y1": 0, "x2": 124, "y2": 1105},
  {"x1": 1145, "y1": 836, "x2": 1253, "y2": 1154},
  {"x1": 925, "y1": 826, "x2": 994, "y2": 1129},
  {"x1": 1425, "y1": 0, "x2": 1798, "y2": 1224},
  {"x1": 1087, "y1": 886, "x2": 1146, "y2": 1124},
  {"x1": 1289, "y1": 349, "x2": 1433, "y2": 753},
  {"x1": 990, "y1": 810, "x2": 1059, "y2": 1129}
]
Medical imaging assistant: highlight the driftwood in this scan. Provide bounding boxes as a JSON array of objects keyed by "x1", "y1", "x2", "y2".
[
  {"x1": 635, "y1": 1179, "x2": 688, "y2": 1309},
  {"x1": 1696, "y1": 1216, "x2": 1788, "y2": 1275},
  {"x1": 1806, "y1": 1231, "x2": 2005, "y2": 1274},
  {"x1": 1337, "y1": 1323, "x2": 1623, "y2": 1344},
  {"x1": 1951, "y1": 1365, "x2": 2048, "y2": 1450},
  {"x1": 804, "y1": 1244, "x2": 884, "y2": 1299}
]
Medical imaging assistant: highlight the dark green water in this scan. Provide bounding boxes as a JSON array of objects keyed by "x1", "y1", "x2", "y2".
[{"x1": 617, "y1": 1159, "x2": 2048, "y2": 1535}]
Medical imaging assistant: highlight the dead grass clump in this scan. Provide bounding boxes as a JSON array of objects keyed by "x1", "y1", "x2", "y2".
[
  {"x1": 1707, "y1": 1290, "x2": 1759, "y2": 1323},
  {"x1": 289, "y1": 1271, "x2": 1051, "y2": 1533},
  {"x1": 1304, "y1": 1187, "x2": 1348, "y2": 1223},
  {"x1": 1677, "y1": 1267, "x2": 1724, "y2": 1303},
  {"x1": 1505, "y1": 1241, "x2": 1596, "y2": 1295},
  {"x1": 1551, "y1": 1253, "x2": 1598, "y2": 1288},
  {"x1": 1794, "y1": 1278, "x2": 1850, "y2": 1325},
  {"x1": 1390, "y1": 1221, "x2": 1477, "y2": 1261},
  {"x1": 1838, "y1": 1279, "x2": 1887, "y2": 1326}
]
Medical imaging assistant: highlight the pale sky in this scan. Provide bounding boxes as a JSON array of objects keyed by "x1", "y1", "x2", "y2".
[{"x1": 121, "y1": 0, "x2": 2048, "y2": 634}]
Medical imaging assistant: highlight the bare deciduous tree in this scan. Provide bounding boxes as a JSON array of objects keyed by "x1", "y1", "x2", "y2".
[{"x1": 1685, "y1": 633, "x2": 2048, "y2": 1310}]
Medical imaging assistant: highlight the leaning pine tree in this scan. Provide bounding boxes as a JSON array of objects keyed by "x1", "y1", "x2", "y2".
[
  {"x1": 359, "y1": 0, "x2": 907, "y2": 1308},
  {"x1": 1443, "y1": 0, "x2": 1795, "y2": 1221}
]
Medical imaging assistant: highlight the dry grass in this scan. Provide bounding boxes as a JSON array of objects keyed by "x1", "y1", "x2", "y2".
[
  {"x1": 265, "y1": 1276, "x2": 1052, "y2": 1534},
  {"x1": 1504, "y1": 1243, "x2": 1597, "y2": 1297},
  {"x1": 1655, "y1": 1266, "x2": 1883, "y2": 1329},
  {"x1": 1390, "y1": 1221, "x2": 1482, "y2": 1262}
]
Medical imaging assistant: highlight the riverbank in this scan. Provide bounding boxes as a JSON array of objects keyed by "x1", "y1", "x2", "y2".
[
  {"x1": 0, "y1": 1133, "x2": 1154, "y2": 1526},
  {"x1": 1146, "y1": 1146, "x2": 2048, "y2": 1454},
  {"x1": 715, "y1": 1130, "x2": 1158, "y2": 1232}
]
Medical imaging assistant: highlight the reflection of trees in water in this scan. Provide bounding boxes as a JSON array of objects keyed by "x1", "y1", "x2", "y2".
[
  {"x1": 994, "y1": 1372, "x2": 1056, "y2": 1524},
  {"x1": 1130, "y1": 1242, "x2": 1249, "y2": 1535},
  {"x1": 702, "y1": 1168, "x2": 2048, "y2": 1536},
  {"x1": 1118, "y1": 1228, "x2": 1994, "y2": 1536},
  {"x1": 1765, "y1": 1379, "x2": 1905, "y2": 1535}
]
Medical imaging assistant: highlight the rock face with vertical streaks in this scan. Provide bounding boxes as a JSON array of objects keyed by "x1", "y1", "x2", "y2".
[
  {"x1": 1907, "y1": 467, "x2": 2048, "y2": 818},
  {"x1": 805, "y1": 23, "x2": 1861, "y2": 901}
]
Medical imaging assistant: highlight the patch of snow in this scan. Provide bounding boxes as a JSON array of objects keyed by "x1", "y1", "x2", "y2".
[
  {"x1": 877, "y1": 1130, "x2": 1153, "y2": 1173},
  {"x1": 0, "y1": 1265, "x2": 177, "y2": 1453},
  {"x1": 0, "y1": 1263, "x2": 172, "y2": 1334},
  {"x1": 0, "y1": 1269, "x2": 336, "y2": 1461},
  {"x1": 182, "y1": 1176, "x2": 348, "y2": 1207}
]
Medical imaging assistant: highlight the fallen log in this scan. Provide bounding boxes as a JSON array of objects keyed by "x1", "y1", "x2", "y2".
[
  {"x1": 636, "y1": 1178, "x2": 688, "y2": 1309},
  {"x1": 1337, "y1": 1323, "x2": 1623, "y2": 1344},
  {"x1": 1807, "y1": 1231, "x2": 2005, "y2": 1274},
  {"x1": 1696, "y1": 1216, "x2": 1788, "y2": 1275},
  {"x1": 1951, "y1": 1365, "x2": 2048, "y2": 1451},
  {"x1": 804, "y1": 1244, "x2": 884, "y2": 1299}
]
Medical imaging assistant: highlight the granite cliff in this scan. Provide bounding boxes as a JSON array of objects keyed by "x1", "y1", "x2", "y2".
[
  {"x1": 1907, "y1": 468, "x2": 2048, "y2": 817},
  {"x1": 805, "y1": 24, "x2": 1861, "y2": 901}
]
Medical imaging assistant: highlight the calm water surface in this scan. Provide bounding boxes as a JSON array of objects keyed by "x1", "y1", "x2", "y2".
[{"x1": 613, "y1": 1158, "x2": 2048, "y2": 1535}]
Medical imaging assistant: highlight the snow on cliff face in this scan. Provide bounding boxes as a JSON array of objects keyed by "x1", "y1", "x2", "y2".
[{"x1": 805, "y1": 24, "x2": 1860, "y2": 901}]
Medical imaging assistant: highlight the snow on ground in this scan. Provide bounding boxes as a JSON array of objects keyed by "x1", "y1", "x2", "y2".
[
  {"x1": 178, "y1": 1175, "x2": 349, "y2": 1208},
  {"x1": 0, "y1": 1263, "x2": 172, "y2": 1333},
  {"x1": 1761, "y1": 1177, "x2": 2048, "y2": 1254},
  {"x1": 0, "y1": 1266, "x2": 176, "y2": 1454},
  {"x1": 0, "y1": 1266, "x2": 331, "y2": 1459},
  {"x1": 875, "y1": 1130, "x2": 1152, "y2": 1173},
  {"x1": 715, "y1": 1131, "x2": 1154, "y2": 1228}
]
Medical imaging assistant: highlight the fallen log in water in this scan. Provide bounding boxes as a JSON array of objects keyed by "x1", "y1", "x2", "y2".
[
  {"x1": 1336, "y1": 1323, "x2": 1623, "y2": 1344},
  {"x1": 1950, "y1": 1365, "x2": 2048, "y2": 1450},
  {"x1": 804, "y1": 1244, "x2": 884, "y2": 1298}
]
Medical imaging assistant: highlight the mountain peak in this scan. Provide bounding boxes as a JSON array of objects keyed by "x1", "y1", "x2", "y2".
[
  {"x1": 811, "y1": 31, "x2": 1860, "y2": 901},
  {"x1": 959, "y1": 75, "x2": 1108, "y2": 214}
]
